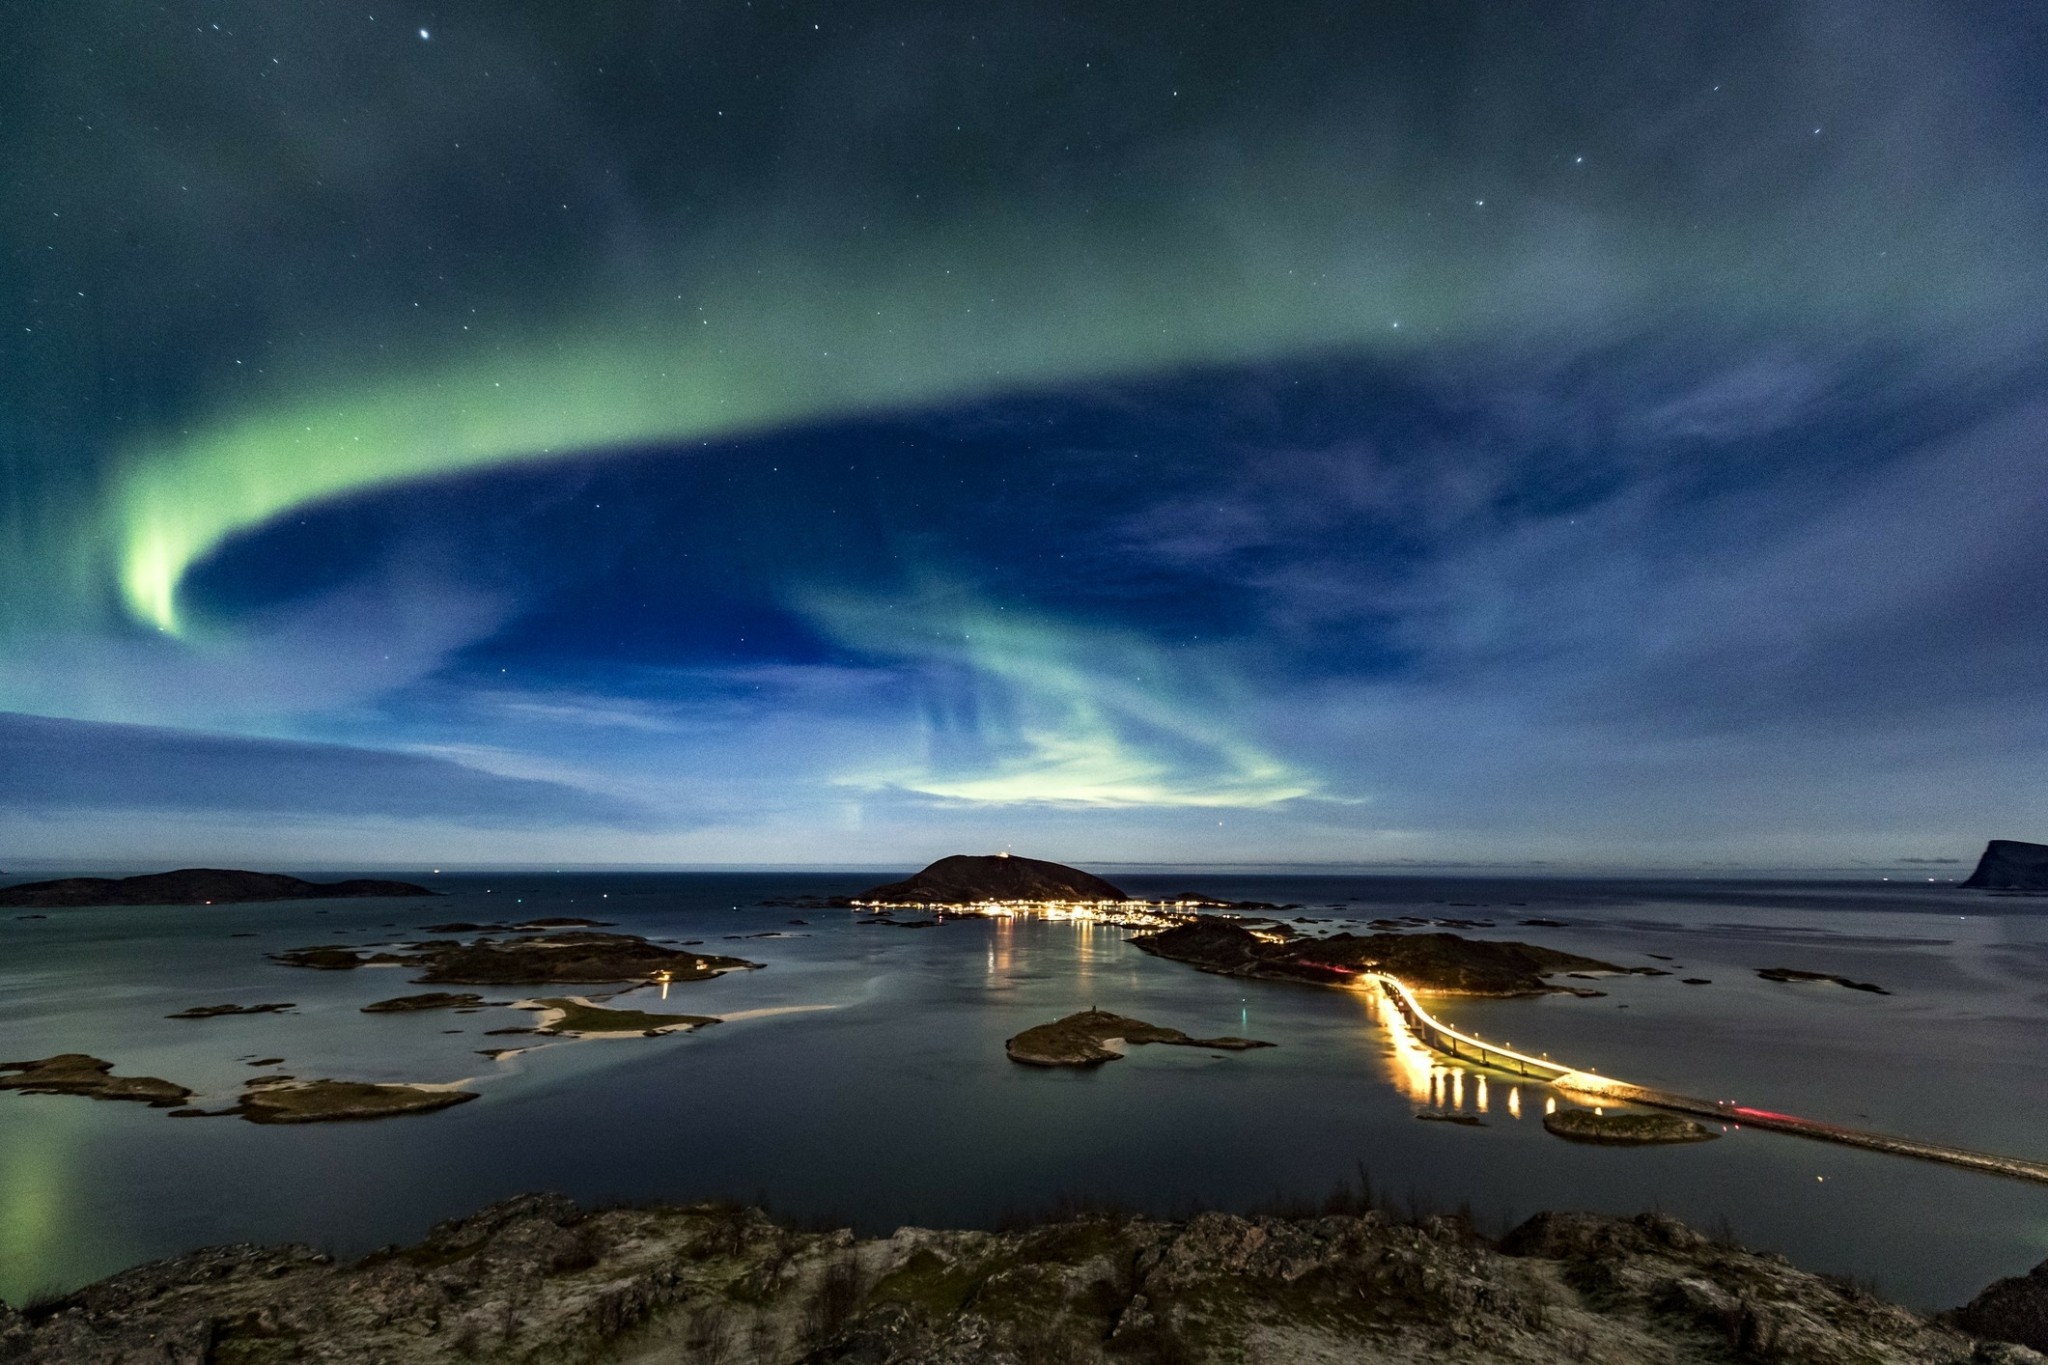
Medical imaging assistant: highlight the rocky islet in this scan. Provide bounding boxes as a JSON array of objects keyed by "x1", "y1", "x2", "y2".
[{"x1": 1004, "y1": 1009, "x2": 1273, "y2": 1066}]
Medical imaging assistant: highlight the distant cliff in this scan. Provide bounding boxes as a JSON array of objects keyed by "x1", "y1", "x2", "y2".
[
  {"x1": 0, "y1": 868, "x2": 434, "y2": 909},
  {"x1": 859, "y1": 854, "x2": 1127, "y2": 903},
  {"x1": 1960, "y1": 841, "x2": 2048, "y2": 892}
]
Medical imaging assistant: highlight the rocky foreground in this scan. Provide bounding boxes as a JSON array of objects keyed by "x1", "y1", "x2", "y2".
[{"x1": 6, "y1": 1194, "x2": 2043, "y2": 1364}]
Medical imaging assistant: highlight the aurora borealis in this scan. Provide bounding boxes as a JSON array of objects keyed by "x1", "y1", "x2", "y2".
[{"x1": 5, "y1": 0, "x2": 2047, "y2": 866}]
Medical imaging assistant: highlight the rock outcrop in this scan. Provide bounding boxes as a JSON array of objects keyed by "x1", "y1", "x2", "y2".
[
  {"x1": 1950, "y1": 1257, "x2": 2048, "y2": 1353},
  {"x1": 3, "y1": 1194, "x2": 2035, "y2": 1364},
  {"x1": 860, "y1": 854, "x2": 1128, "y2": 904},
  {"x1": 1133, "y1": 918, "x2": 1631, "y2": 996},
  {"x1": 1961, "y1": 841, "x2": 2048, "y2": 892},
  {"x1": 0, "y1": 869, "x2": 433, "y2": 909}
]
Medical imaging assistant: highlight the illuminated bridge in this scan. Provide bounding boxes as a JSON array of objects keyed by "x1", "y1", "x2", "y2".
[{"x1": 1369, "y1": 973, "x2": 2048, "y2": 1187}]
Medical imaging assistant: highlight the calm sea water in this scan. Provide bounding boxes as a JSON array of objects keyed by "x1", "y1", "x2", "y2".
[{"x1": 2, "y1": 871, "x2": 2045, "y2": 1311}]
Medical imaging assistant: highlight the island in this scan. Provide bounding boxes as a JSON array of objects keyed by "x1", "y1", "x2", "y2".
[
  {"x1": 229, "y1": 1077, "x2": 478, "y2": 1124},
  {"x1": 858, "y1": 853, "x2": 1128, "y2": 904},
  {"x1": 1132, "y1": 917, "x2": 1632, "y2": 996},
  {"x1": 0, "y1": 1054, "x2": 192, "y2": 1107},
  {"x1": 1961, "y1": 839, "x2": 2048, "y2": 891},
  {"x1": 360, "y1": 992, "x2": 487, "y2": 1013},
  {"x1": 1542, "y1": 1107, "x2": 1717, "y2": 1145},
  {"x1": 1756, "y1": 967, "x2": 1888, "y2": 994},
  {"x1": 1004, "y1": 1009, "x2": 1273, "y2": 1066},
  {"x1": 0, "y1": 868, "x2": 434, "y2": 909},
  {"x1": 165, "y1": 1002, "x2": 295, "y2": 1019},
  {"x1": 271, "y1": 930, "x2": 759, "y2": 986}
]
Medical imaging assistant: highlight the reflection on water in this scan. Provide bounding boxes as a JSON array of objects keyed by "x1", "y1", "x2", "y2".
[
  {"x1": 1370, "y1": 986, "x2": 1440, "y2": 1105},
  {"x1": 1371, "y1": 981, "x2": 1532, "y2": 1128}
]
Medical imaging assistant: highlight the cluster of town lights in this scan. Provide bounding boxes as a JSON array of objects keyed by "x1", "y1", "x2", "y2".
[{"x1": 850, "y1": 898, "x2": 1203, "y2": 931}]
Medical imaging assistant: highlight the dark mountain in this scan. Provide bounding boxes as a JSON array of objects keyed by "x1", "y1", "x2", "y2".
[
  {"x1": 1960, "y1": 840, "x2": 2048, "y2": 891},
  {"x1": 858, "y1": 854, "x2": 1127, "y2": 904},
  {"x1": 0, "y1": 868, "x2": 434, "y2": 909}
]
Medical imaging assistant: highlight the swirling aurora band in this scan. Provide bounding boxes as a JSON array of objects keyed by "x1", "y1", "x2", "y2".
[{"x1": 111, "y1": 234, "x2": 1457, "y2": 635}]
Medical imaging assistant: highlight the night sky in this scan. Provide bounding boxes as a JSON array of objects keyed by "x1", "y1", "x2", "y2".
[{"x1": 4, "y1": 1, "x2": 2046, "y2": 868}]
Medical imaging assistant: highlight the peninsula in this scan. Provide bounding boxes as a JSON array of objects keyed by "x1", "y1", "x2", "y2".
[{"x1": 0, "y1": 868, "x2": 433, "y2": 909}]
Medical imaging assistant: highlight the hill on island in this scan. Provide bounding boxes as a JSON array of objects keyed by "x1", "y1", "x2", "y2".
[
  {"x1": 0, "y1": 868, "x2": 434, "y2": 909},
  {"x1": 1960, "y1": 840, "x2": 2048, "y2": 891},
  {"x1": 859, "y1": 854, "x2": 1127, "y2": 904}
]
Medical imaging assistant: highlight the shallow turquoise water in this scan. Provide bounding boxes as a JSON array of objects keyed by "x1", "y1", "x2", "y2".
[{"x1": 2, "y1": 871, "x2": 2044, "y2": 1310}]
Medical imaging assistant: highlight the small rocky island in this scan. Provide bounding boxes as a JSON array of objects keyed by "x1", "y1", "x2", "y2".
[
  {"x1": 361, "y1": 992, "x2": 487, "y2": 1013},
  {"x1": 1133, "y1": 917, "x2": 1632, "y2": 996},
  {"x1": 525, "y1": 997, "x2": 718, "y2": 1037},
  {"x1": 1005, "y1": 1009, "x2": 1273, "y2": 1066},
  {"x1": 164, "y1": 1001, "x2": 295, "y2": 1019},
  {"x1": 272, "y1": 930, "x2": 759, "y2": 986},
  {"x1": 0, "y1": 868, "x2": 433, "y2": 909},
  {"x1": 5, "y1": 1192, "x2": 2040, "y2": 1363},
  {"x1": 1543, "y1": 1106, "x2": 1718, "y2": 1145},
  {"x1": 227, "y1": 1078, "x2": 477, "y2": 1124},
  {"x1": 859, "y1": 853, "x2": 1128, "y2": 904},
  {"x1": 1756, "y1": 967, "x2": 1889, "y2": 994},
  {"x1": 1962, "y1": 839, "x2": 2048, "y2": 892}
]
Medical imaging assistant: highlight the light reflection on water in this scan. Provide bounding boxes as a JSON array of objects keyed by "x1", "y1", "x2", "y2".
[{"x1": 1, "y1": 871, "x2": 2046, "y2": 1311}]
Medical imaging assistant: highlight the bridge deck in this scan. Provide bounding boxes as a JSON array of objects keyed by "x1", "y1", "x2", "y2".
[{"x1": 1371, "y1": 974, "x2": 2048, "y2": 1186}]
